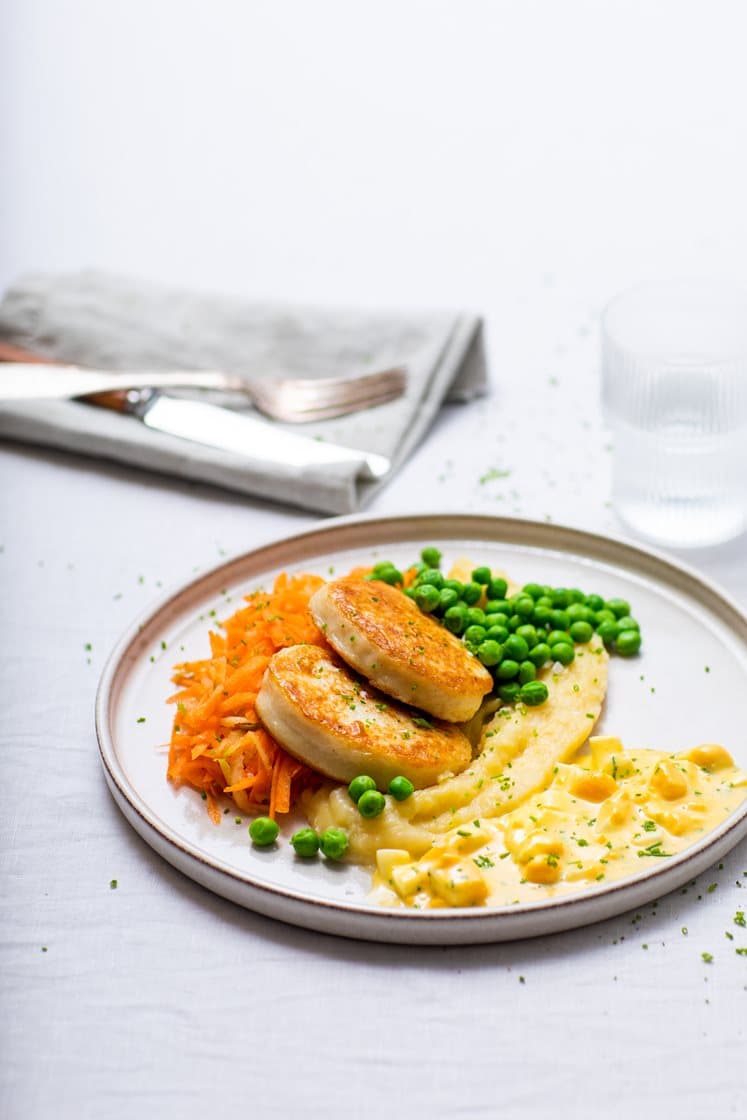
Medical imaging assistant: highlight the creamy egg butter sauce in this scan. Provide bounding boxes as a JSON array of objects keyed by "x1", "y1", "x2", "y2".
[{"x1": 369, "y1": 739, "x2": 747, "y2": 909}]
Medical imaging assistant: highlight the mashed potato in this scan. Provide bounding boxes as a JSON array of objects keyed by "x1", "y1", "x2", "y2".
[
  {"x1": 302, "y1": 642, "x2": 609, "y2": 864},
  {"x1": 303, "y1": 638, "x2": 747, "y2": 909}
]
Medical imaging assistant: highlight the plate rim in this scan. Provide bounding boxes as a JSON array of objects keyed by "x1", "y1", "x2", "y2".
[{"x1": 95, "y1": 511, "x2": 747, "y2": 944}]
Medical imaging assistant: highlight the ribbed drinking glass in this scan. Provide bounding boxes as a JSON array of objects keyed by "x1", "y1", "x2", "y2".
[{"x1": 602, "y1": 281, "x2": 747, "y2": 547}]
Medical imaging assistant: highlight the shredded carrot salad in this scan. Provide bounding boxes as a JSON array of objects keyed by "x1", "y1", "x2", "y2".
[{"x1": 167, "y1": 572, "x2": 328, "y2": 823}]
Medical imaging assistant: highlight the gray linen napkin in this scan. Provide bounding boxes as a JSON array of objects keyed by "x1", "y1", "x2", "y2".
[{"x1": 0, "y1": 272, "x2": 488, "y2": 514}]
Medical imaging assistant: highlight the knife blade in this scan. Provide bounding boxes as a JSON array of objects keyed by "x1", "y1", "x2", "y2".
[{"x1": 85, "y1": 389, "x2": 391, "y2": 480}]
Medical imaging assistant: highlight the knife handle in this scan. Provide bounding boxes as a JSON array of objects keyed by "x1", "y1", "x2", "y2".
[
  {"x1": 0, "y1": 340, "x2": 63, "y2": 364},
  {"x1": 0, "y1": 341, "x2": 133, "y2": 412},
  {"x1": 0, "y1": 358, "x2": 245, "y2": 401}
]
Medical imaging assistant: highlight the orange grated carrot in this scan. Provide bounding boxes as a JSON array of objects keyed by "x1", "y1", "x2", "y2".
[{"x1": 167, "y1": 571, "x2": 327, "y2": 821}]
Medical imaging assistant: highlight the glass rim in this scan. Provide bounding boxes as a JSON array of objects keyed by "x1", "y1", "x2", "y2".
[{"x1": 601, "y1": 277, "x2": 747, "y2": 366}]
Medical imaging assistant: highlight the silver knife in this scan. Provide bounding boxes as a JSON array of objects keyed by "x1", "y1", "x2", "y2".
[{"x1": 83, "y1": 388, "x2": 391, "y2": 480}]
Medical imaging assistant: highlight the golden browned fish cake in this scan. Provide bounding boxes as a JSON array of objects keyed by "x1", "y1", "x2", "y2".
[
  {"x1": 255, "y1": 643, "x2": 472, "y2": 788},
  {"x1": 308, "y1": 576, "x2": 493, "y2": 722}
]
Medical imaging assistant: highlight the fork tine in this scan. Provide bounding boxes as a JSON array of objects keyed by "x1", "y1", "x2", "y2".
[
  {"x1": 270, "y1": 367, "x2": 406, "y2": 395},
  {"x1": 248, "y1": 366, "x2": 407, "y2": 421},
  {"x1": 279, "y1": 378, "x2": 406, "y2": 409},
  {"x1": 266, "y1": 369, "x2": 406, "y2": 406},
  {"x1": 261, "y1": 382, "x2": 406, "y2": 423}
]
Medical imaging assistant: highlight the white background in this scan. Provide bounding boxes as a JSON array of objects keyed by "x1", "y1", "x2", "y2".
[{"x1": 1, "y1": 2, "x2": 747, "y2": 1118}]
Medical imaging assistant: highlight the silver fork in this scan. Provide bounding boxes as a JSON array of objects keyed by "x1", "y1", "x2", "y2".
[{"x1": 0, "y1": 360, "x2": 407, "y2": 423}]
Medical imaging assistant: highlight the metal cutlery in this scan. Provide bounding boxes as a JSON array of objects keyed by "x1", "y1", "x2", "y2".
[
  {"x1": 84, "y1": 387, "x2": 391, "y2": 478},
  {"x1": 0, "y1": 356, "x2": 407, "y2": 423}
]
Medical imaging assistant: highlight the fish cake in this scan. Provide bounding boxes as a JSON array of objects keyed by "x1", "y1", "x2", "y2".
[
  {"x1": 309, "y1": 576, "x2": 493, "y2": 722},
  {"x1": 255, "y1": 643, "x2": 472, "y2": 788}
]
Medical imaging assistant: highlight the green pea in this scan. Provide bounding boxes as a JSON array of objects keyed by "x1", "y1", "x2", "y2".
[
  {"x1": 418, "y1": 568, "x2": 444, "y2": 589},
  {"x1": 514, "y1": 596, "x2": 535, "y2": 618},
  {"x1": 550, "y1": 609, "x2": 570, "y2": 630},
  {"x1": 319, "y1": 827, "x2": 349, "y2": 860},
  {"x1": 291, "y1": 828, "x2": 320, "y2": 858},
  {"x1": 485, "y1": 599, "x2": 510, "y2": 615},
  {"x1": 569, "y1": 620, "x2": 594, "y2": 643},
  {"x1": 499, "y1": 680, "x2": 524, "y2": 698},
  {"x1": 484, "y1": 612, "x2": 509, "y2": 629},
  {"x1": 518, "y1": 660, "x2": 536, "y2": 684},
  {"x1": 376, "y1": 567, "x2": 403, "y2": 586},
  {"x1": 249, "y1": 816, "x2": 280, "y2": 847},
  {"x1": 568, "y1": 588, "x2": 586, "y2": 604},
  {"x1": 488, "y1": 577, "x2": 508, "y2": 600},
  {"x1": 519, "y1": 680, "x2": 549, "y2": 706},
  {"x1": 358, "y1": 789, "x2": 387, "y2": 819},
  {"x1": 403, "y1": 587, "x2": 417, "y2": 599},
  {"x1": 421, "y1": 546, "x2": 442, "y2": 568},
  {"x1": 535, "y1": 595, "x2": 554, "y2": 610},
  {"x1": 444, "y1": 604, "x2": 468, "y2": 634},
  {"x1": 550, "y1": 642, "x2": 575, "y2": 665},
  {"x1": 594, "y1": 608, "x2": 617, "y2": 626},
  {"x1": 547, "y1": 629, "x2": 572, "y2": 647},
  {"x1": 507, "y1": 614, "x2": 523, "y2": 631},
  {"x1": 496, "y1": 659, "x2": 520, "y2": 680},
  {"x1": 477, "y1": 639, "x2": 503, "y2": 666},
  {"x1": 597, "y1": 619, "x2": 619, "y2": 646},
  {"x1": 616, "y1": 629, "x2": 642, "y2": 656},
  {"x1": 503, "y1": 634, "x2": 529, "y2": 661},
  {"x1": 551, "y1": 588, "x2": 571, "y2": 608},
  {"x1": 566, "y1": 603, "x2": 593, "y2": 623},
  {"x1": 497, "y1": 682, "x2": 521, "y2": 703},
  {"x1": 461, "y1": 582, "x2": 483, "y2": 605},
  {"x1": 528, "y1": 642, "x2": 551, "y2": 667},
  {"x1": 443, "y1": 579, "x2": 464, "y2": 594},
  {"x1": 515, "y1": 624, "x2": 538, "y2": 648},
  {"x1": 414, "y1": 584, "x2": 441, "y2": 613},
  {"x1": 485, "y1": 625, "x2": 510, "y2": 644},
  {"x1": 464, "y1": 624, "x2": 487, "y2": 645},
  {"x1": 522, "y1": 582, "x2": 545, "y2": 600},
  {"x1": 531, "y1": 604, "x2": 554, "y2": 626},
  {"x1": 616, "y1": 615, "x2": 640, "y2": 632},
  {"x1": 585, "y1": 593, "x2": 605, "y2": 612},
  {"x1": 389, "y1": 775, "x2": 415, "y2": 801},
  {"x1": 464, "y1": 607, "x2": 486, "y2": 627},
  {"x1": 472, "y1": 566, "x2": 492, "y2": 585},
  {"x1": 367, "y1": 563, "x2": 402, "y2": 585},
  {"x1": 348, "y1": 774, "x2": 377, "y2": 803},
  {"x1": 437, "y1": 587, "x2": 460, "y2": 613},
  {"x1": 605, "y1": 598, "x2": 631, "y2": 619}
]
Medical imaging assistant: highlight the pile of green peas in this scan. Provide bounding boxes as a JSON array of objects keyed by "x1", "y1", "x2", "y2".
[
  {"x1": 249, "y1": 816, "x2": 349, "y2": 860},
  {"x1": 347, "y1": 773, "x2": 414, "y2": 818},
  {"x1": 249, "y1": 775, "x2": 414, "y2": 860},
  {"x1": 368, "y1": 547, "x2": 642, "y2": 707}
]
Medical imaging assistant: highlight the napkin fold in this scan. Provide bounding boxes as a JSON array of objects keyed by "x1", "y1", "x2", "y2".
[{"x1": 0, "y1": 272, "x2": 488, "y2": 514}]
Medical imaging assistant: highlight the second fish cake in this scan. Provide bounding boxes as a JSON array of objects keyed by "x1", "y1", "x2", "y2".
[{"x1": 309, "y1": 576, "x2": 493, "y2": 722}]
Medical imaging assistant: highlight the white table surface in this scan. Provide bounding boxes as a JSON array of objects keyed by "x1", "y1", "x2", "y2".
[{"x1": 2, "y1": 3, "x2": 747, "y2": 1118}]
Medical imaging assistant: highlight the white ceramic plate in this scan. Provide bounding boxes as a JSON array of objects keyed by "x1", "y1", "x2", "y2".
[{"x1": 96, "y1": 514, "x2": 747, "y2": 944}]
